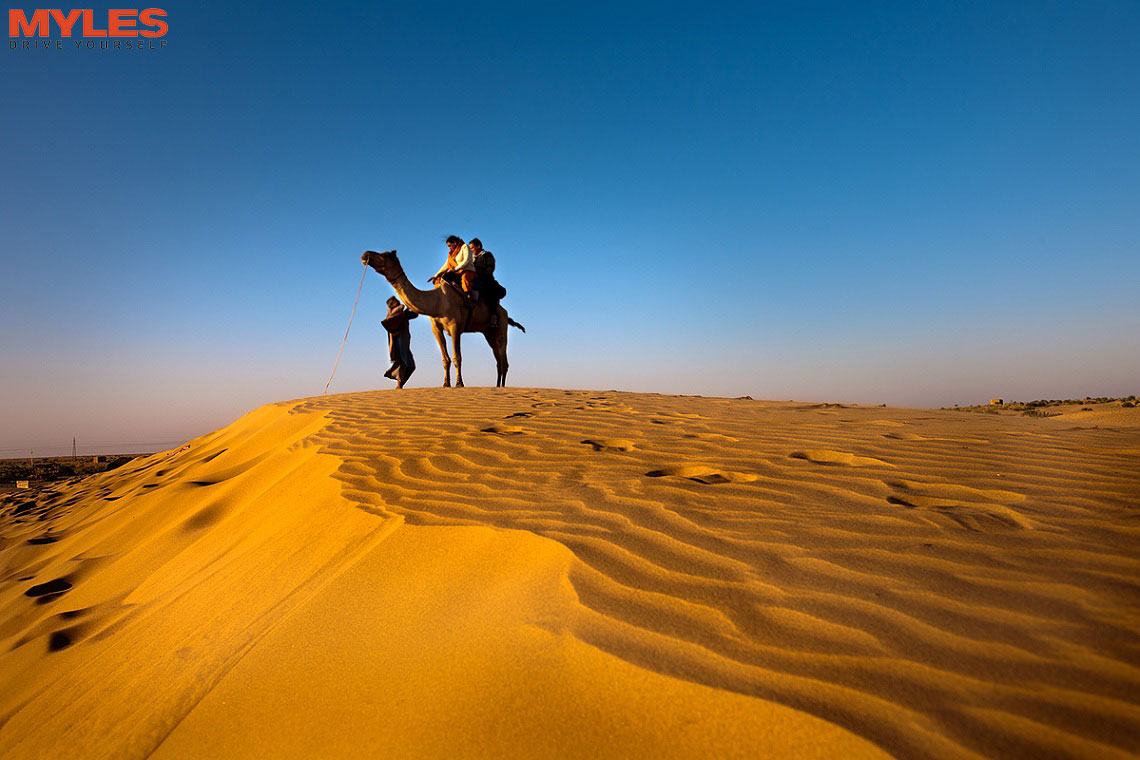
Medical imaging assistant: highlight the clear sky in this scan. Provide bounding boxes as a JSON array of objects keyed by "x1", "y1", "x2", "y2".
[{"x1": 2, "y1": 1, "x2": 1138, "y2": 455}]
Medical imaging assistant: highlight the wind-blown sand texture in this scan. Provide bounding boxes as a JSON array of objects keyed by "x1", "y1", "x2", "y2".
[{"x1": 2, "y1": 389, "x2": 1138, "y2": 759}]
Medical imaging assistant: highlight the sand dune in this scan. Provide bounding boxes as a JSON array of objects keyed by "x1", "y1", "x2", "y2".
[{"x1": 2, "y1": 390, "x2": 1138, "y2": 758}]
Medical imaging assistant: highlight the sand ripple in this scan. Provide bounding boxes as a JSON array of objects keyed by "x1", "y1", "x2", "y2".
[
  {"x1": 3, "y1": 389, "x2": 1138, "y2": 759},
  {"x1": 284, "y1": 388, "x2": 1140, "y2": 760}
]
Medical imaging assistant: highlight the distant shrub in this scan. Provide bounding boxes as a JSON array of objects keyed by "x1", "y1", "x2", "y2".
[
  {"x1": 1123, "y1": 400, "x2": 1136, "y2": 408},
  {"x1": 1023, "y1": 409, "x2": 1060, "y2": 418}
]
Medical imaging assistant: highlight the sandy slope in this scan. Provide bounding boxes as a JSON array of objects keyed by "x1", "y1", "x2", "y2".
[{"x1": 1, "y1": 390, "x2": 1138, "y2": 759}]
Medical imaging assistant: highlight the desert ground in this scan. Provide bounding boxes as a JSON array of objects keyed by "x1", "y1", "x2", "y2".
[{"x1": 1, "y1": 389, "x2": 1137, "y2": 759}]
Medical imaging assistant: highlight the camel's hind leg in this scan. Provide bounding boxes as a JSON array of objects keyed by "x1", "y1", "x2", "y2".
[
  {"x1": 431, "y1": 318, "x2": 452, "y2": 387},
  {"x1": 485, "y1": 311, "x2": 509, "y2": 387},
  {"x1": 482, "y1": 332, "x2": 505, "y2": 387}
]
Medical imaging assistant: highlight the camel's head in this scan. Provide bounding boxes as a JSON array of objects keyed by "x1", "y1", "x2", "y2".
[{"x1": 361, "y1": 250, "x2": 404, "y2": 282}]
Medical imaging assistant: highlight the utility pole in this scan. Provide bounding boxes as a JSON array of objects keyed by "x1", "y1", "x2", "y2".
[{"x1": 73, "y1": 437, "x2": 77, "y2": 459}]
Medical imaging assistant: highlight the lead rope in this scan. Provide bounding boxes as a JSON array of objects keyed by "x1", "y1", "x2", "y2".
[{"x1": 323, "y1": 264, "x2": 368, "y2": 394}]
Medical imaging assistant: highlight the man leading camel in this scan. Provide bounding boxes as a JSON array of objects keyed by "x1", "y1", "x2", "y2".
[
  {"x1": 381, "y1": 296, "x2": 417, "y2": 388},
  {"x1": 428, "y1": 235, "x2": 476, "y2": 300}
]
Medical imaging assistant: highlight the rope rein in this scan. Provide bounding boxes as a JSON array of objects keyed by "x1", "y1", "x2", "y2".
[{"x1": 323, "y1": 264, "x2": 368, "y2": 395}]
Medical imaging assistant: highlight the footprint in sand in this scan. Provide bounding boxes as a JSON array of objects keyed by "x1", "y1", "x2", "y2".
[
  {"x1": 790, "y1": 450, "x2": 893, "y2": 467},
  {"x1": 885, "y1": 480, "x2": 1033, "y2": 531},
  {"x1": 683, "y1": 433, "x2": 741, "y2": 443},
  {"x1": 887, "y1": 479, "x2": 1026, "y2": 503},
  {"x1": 48, "y1": 628, "x2": 80, "y2": 652},
  {"x1": 187, "y1": 453, "x2": 272, "y2": 487},
  {"x1": 201, "y1": 448, "x2": 228, "y2": 463},
  {"x1": 503, "y1": 412, "x2": 535, "y2": 420},
  {"x1": 182, "y1": 501, "x2": 230, "y2": 532},
  {"x1": 480, "y1": 425, "x2": 528, "y2": 435},
  {"x1": 882, "y1": 433, "x2": 988, "y2": 444},
  {"x1": 25, "y1": 577, "x2": 73, "y2": 602},
  {"x1": 645, "y1": 465, "x2": 757, "y2": 485},
  {"x1": 580, "y1": 439, "x2": 635, "y2": 452},
  {"x1": 11, "y1": 599, "x2": 135, "y2": 655}
]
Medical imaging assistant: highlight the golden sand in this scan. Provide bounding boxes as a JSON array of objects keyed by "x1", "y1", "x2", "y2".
[{"x1": 2, "y1": 389, "x2": 1138, "y2": 758}]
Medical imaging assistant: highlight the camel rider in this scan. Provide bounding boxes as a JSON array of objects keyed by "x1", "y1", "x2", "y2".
[
  {"x1": 470, "y1": 237, "x2": 504, "y2": 329},
  {"x1": 428, "y1": 235, "x2": 476, "y2": 300}
]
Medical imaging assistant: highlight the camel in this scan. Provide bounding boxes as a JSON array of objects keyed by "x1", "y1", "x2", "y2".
[{"x1": 361, "y1": 250, "x2": 525, "y2": 388}]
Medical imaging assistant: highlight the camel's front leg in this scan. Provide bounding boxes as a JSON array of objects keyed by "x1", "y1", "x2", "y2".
[
  {"x1": 451, "y1": 328, "x2": 464, "y2": 388},
  {"x1": 431, "y1": 319, "x2": 452, "y2": 387}
]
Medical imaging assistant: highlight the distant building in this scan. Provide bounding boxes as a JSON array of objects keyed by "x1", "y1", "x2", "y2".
[{"x1": 989, "y1": 399, "x2": 1004, "y2": 406}]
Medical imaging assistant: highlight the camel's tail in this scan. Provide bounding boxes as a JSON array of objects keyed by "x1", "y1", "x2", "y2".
[{"x1": 507, "y1": 317, "x2": 526, "y2": 333}]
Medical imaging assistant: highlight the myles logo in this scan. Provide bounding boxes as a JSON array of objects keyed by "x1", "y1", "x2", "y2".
[{"x1": 10, "y1": 8, "x2": 167, "y2": 36}]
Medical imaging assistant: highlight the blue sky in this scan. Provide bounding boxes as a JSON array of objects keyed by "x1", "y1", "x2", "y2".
[{"x1": 2, "y1": 1, "x2": 1138, "y2": 454}]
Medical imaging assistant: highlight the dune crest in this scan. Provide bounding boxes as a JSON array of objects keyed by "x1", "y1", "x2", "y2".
[{"x1": 3, "y1": 389, "x2": 1139, "y2": 759}]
